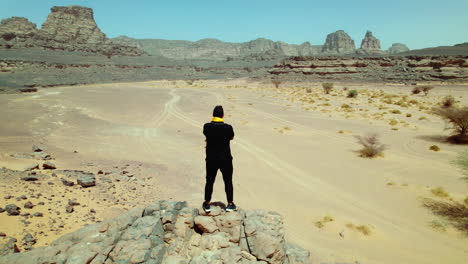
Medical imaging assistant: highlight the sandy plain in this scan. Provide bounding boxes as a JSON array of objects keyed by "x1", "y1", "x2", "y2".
[{"x1": 0, "y1": 79, "x2": 467, "y2": 263}]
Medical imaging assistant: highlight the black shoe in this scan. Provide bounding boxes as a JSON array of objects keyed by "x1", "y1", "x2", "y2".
[
  {"x1": 202, "y1": 202, "x2": 211, "y2": 213},
  {"x1": 226, "y1": 203, "x2": 237, "y2": 212}
]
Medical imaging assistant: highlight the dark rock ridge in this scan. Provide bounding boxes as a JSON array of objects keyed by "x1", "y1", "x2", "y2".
[
  {"x1": 321, "y1": 30, "x2": 356, "y2": 54},
  {"x1": 0, "y1": 200, "x2": 310, "y2": 264},
  {"x1": 269, "y1": 56, "x2": 468, "y2": 82},
  {"x1": 0, "y1": 6, "x2": 143, "y2": 56}
]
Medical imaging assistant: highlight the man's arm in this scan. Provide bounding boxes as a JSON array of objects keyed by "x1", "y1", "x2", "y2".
[{"x1": 230, "y1": 125, "x2": 234, "y2": 140}]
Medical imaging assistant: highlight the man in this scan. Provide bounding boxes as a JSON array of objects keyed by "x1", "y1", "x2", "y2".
[{"x1": 203, "y1": 105, "x2": 236, "y2": 212}]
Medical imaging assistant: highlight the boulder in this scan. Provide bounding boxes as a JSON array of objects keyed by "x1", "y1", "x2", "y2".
[
  {"x1": 5, "y1": 204, "x2": 20, "y2": 216},
  {"x1": 42, "y1": 161, "x2": 56, "y2": 170},
  {"x1": 76, "y1": 172, "x2": 96, "y2": 187},
  {"x1": 23, "y1": 163, "x2": 39, "y2": 171},
  {"x1": 0, "y1": 200, "x2": 310, "y2": 263}
]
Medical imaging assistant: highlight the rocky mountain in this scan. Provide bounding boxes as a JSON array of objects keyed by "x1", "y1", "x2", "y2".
[
  {"x1": 112, "y1": 36, "x2": 322, "y2": 61},
  {"x1": 387, "y1": 43, "x2": 410, "y2": 54},
  {"x1": 0, "y1": 200, "x2": 310, "y2": 264},
  {"x1": 356, "y1": 31, "x2": 385, "y2": 55},
  {"x1": 321, "y1": 30, "x2": 356, "y2": 54},
  {"x1": 0, "y1": 6, "x2": 143, "y2": 56}
]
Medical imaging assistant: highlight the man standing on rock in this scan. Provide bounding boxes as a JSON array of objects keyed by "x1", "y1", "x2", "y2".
[{"x1": 203, "y1": 105, "x2": 236, "y2": 212}]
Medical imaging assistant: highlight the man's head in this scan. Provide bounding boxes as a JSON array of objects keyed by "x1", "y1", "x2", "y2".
[{"x1": 213, "y1": 105, "x2": 224, "y2": 118}]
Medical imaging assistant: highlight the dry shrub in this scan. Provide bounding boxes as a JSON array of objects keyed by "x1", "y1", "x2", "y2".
[
  {"x1": 272, "y1": 80, "x2": 282, "y2": 88},
  {"x1": 390, "y1": 110, "x2": 401, "y2": 114},
  {"x1": 355, "y1": 133, "x2": 386, "y2": 158},
  {"x1": 441, "y1": 95, "x2": 455, "y2": 108},
  {"x1": 412, "y1": 87, "x2": 422, "y2": 95},
  {"x1": 315, "y1": 215, "x2": 335, "y2": 229},
  {"x1": 347, "y1": 90, "x2": 358, "y2": 98},
  {"x1": 341, "y1": 104, "x2": 351, "y2": 109},
  {"x1": 406, "y1": 113, "x2": 412, "y2": 117},
  {"x1": 429, "y1": 145, "x2": 440, "y2": 151},
  {"x1": 419, "y1": 85, "x2": 434, "y2": 96},
  {"x1": 422, "y1": 198, "x2": 468, "y2": 235},
  {"x1": 322, "y1": 83, "x2": 334, "y2": 94},
  {"x1": 431, "y1": 187, "x2": 449, "y2": 198},
  {"x1": 346, "y1": 223, "x2": 372, "y2": 235},
  {"x1": 433, "y1": 106, "x2": 468, "y2": 144}
]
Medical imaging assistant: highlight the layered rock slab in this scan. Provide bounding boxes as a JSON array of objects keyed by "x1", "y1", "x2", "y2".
[{"x1": 0, "y1": 200, "x2": 310, "y2": 264}]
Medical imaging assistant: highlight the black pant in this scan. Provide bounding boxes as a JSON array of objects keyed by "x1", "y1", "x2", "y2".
[{"x1": 204, "y1": 159, "x2": 233, "y2": 203}]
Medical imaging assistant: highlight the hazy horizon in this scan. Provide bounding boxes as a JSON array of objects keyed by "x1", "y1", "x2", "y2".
[{"x1": 1, "y1": 0, "x2": 468, "y2": 50}]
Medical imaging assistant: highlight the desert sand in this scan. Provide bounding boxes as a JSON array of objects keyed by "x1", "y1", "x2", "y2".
[{"x1": 1, "y1": 79, "x2": 467, "y2": 263}]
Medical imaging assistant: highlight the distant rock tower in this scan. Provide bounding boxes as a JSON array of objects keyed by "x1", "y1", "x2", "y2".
[
  {"x1": 321, "y1": 30, "x2": 356, "y2": 54},
  {"x1": 356, "y1": 31, "x2": 385, "y2": 55}
]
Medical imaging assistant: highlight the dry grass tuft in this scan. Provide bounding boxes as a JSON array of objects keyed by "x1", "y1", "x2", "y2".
[
  {"x1": 347, "y1": 90, "x2": 358, "y2": 98},
  {"x1": 431, "y1": 187, "x2": 449, "y2": 198},
  {"x1": 346, "y1": 223, "x2": 373, "y2": 236},
  {"x1": 429, "y1": 145, "x2": 440, "y2": 151},
  {"x1": 441, "y1": 95, "x2": 456, "y2": 108},
  {"x1": 419, "y1": 85, "x2": 434, "y2": 96},
  {"x1": 422, "y1": 198, "x2": 468, "y2": 235},
  {"x1": 315, "y1": 215, "x2": 335, "y2": 229},
  {"x1": 355, "y1": 133, "x2": 386, "y2": 158},
  {"x1": 322, "y1": 83, "x2": 334, "y2": 94},
  {"x1": 272, "y1": 80, "x2": 282, "y2": 88},
  {"x1": 390, "y1": 110, "x2": 402, "y2": 114}
]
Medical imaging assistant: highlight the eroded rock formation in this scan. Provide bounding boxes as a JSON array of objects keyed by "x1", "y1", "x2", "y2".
[
  {"x1": 321, "y1": 30, "x2": 356, "y2": 54},
  {"x1": 0, "y1": 6, "x2": 143, "y2": 56},
  {"x1": 0, "y1": 200, "x2": 310, "y2": 264},
  {"x1": 356, "y1": 31, "x2": 385, "y2": 55}
]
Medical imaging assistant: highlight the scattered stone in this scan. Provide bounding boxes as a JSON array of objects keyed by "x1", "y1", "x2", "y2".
[
  {"x1": 61, "y1": 177, "x2": 74, "y2": 186},
  {"x1": 0, "y1": 238, "x2": 19, "y2": 256},
  {"x1": 33, "y1": 212, "x2": 43, "y2": 217},
  {"x1": 32, "y1": 145, "x2": 44, "y2": 152},
  {"x1": 0, "y1": 208, "x2": 4, "y2": 213},
  {"x1": 42, "y1": 161, "x2": 56, "y2": 170},
  {"x1": 24, "y1": 201, "x2": 34, "y2": 209},
  {"x1": 97, "y1": 170, "x2": 103, "y2": 174},
  {"x1": 38, "y1": 202, "x2": 44, "y2": 205},
  {"x1": 77, "y1": 172, "x2": 96, "y2": 187},
  {"x1": 0, "y1": 233, "x2": 5, "y2": 237},
  {"x1": 22, "y1": 233, "x2": 36, "y2": 250},
  {"x1": 5, "y1": 204, "x2": 21, "y2": 216},
  {"x1": 20, "y1": 195, "x2": 27, "y2": 200},
  {"x1": 23, "y1": 163, "x2": 39, "y2": 171},
  {"x1": 20, "y1": 174, "x2": 39, "y2": 181},
  {"x1": 65, "y1": 205, "x2": 74, "y2": 213},
  {"x1": 68, "y1": 199, "x2": 80, "y2": 206},
  {"x1": 3, "y1": 195, "x2": 13, "y2": 200}
]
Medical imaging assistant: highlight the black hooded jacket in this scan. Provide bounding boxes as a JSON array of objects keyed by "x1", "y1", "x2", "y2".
[{"x1": 203, "y1": 121, "x2": 234, "y2": 160}]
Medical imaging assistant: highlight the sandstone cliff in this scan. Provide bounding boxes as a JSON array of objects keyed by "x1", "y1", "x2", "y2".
[
  {"x1": 0, "y1": 6, "x2": 143, "y2": 56},
  {"x1": 0, "y1": 200, "x2": 310, "y2": 264},
  {"x1": 269, "y1": 56, "x2": 468, "y2": 82},
  {"x1": 321, "y1": 30, "x2": 356, "y2": 54}
]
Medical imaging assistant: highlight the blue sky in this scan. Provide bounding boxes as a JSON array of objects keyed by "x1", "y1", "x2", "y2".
[{"x1": 1, "y1": 0, "x2": 467, "y2": 50}]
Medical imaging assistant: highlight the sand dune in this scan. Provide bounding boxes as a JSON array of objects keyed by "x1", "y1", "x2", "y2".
[{"x1": 0, "y1": 80, "x2": 467, "y2": 263}]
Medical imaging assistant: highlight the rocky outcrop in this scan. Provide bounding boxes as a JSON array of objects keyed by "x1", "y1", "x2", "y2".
[
  {"x1": 269, "y1": 56, "x2": 468, "y2": 82},
  {"x1": 387, "y1": 43, "x2": 410, "y2": 54},
  {"x1": 0, "y1": 6, "x2": 143, "y2": 56},
  {"x1": 0, "y1": 200, "x2": 310, "y2": 264},
  {"x1": 356, "y1": 31, "x2": 385, "y2": 55},
  {"x1": 0, "y1": 17, "x2": 38, "y2": 48},
  {"x1": 321, "y1": 30, "x2": 356, "y2": 54}
]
